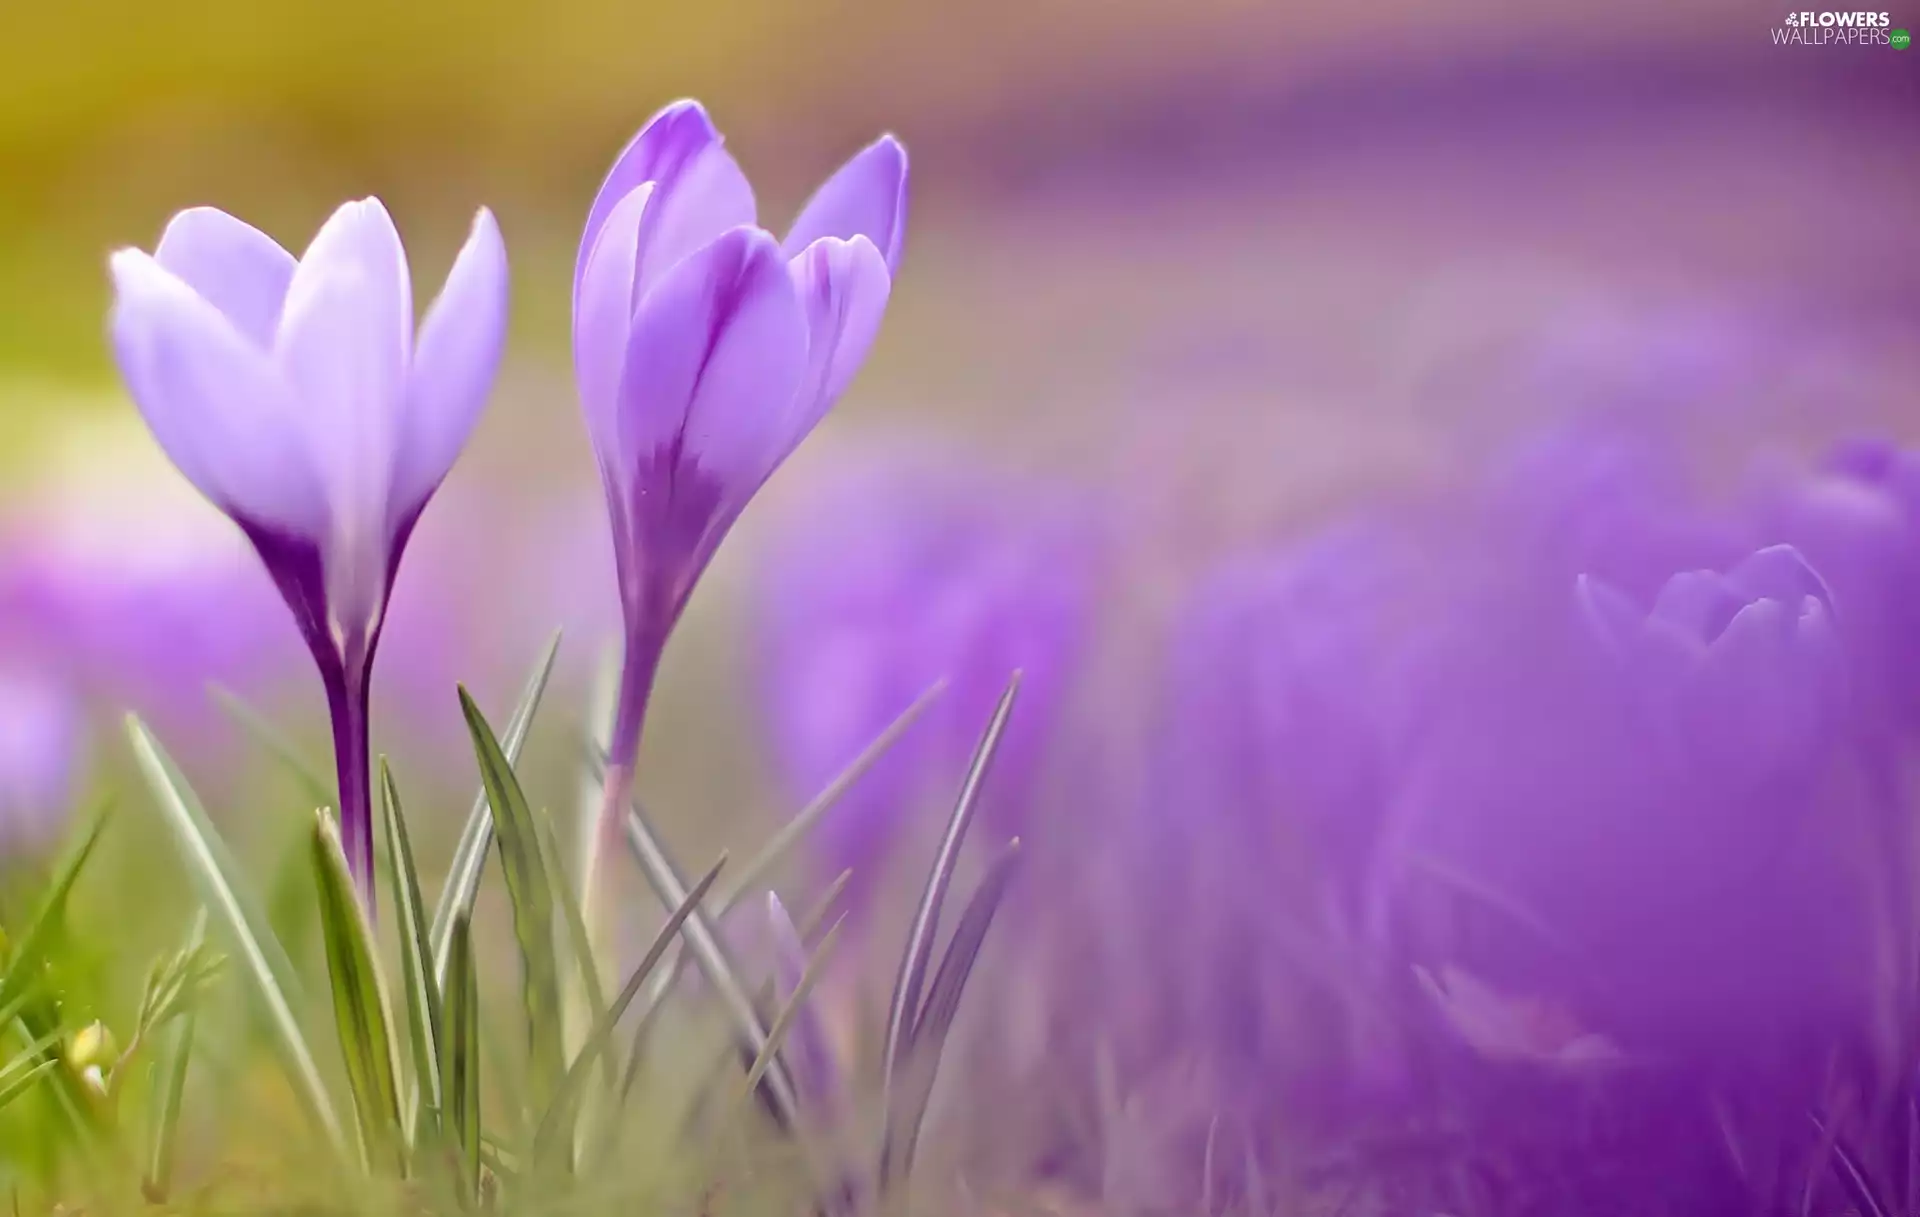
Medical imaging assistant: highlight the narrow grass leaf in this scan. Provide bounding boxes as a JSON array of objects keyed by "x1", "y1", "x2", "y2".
[
  {"x1": 1811, "y1": 1111, "x2": 1891, "y2": 1217},
  {"x1": 621, "y1": 807, "x2": 802, "y2": 1131},
  {"x1": 534, "y1": 857, "x2": 724, "y2": 1173},
  {"x1": 459, "y1": 686, "x2": 564, "y2": 1118},
  {"x1": 431, "y1": 631, "x2": 562, "y2": 990},
  {"x1": 142, "y1": 910, "x2": 207, "y2": 1204},
  {"x1": 743, "y1": 913, "x2": 846, "y2": 1098},
  {"x1": 886, "y1": 840, "x2": 1023, "y2": 1182},
  {"x1": 0, "y1": 1058, "x2": 55, "y2": 1112},
  {"x1": 441, "y1": 915, "x2": 482, "y2": 1207},
  {"x1": 581, "y1": 677, "x2": 941, "y2": 1014},
  {"x1": 0, "y1": 810, "x2": 114, "y2": 1139},
  {"x1": 127, "y1": 716, "x2": 344, "y2": 1153},
  {"x1": 209, "y1": 684, "x2": 336, "y2": 808},
  {"x1": 0, "y1": 1029, "x2": 66, "y2": 1085},
  {"x1": 879, "y1": 672, "x2": 1020, "y2": 1165},
  {"x1": 0, "y1": 807, "x2": 108, "y2": 1016},
  {"x1": 714, "y1": 678, "x2": 946, "y2": 909},
  {"x1": 797, "y1": 870, "x2": 854, "y2": 945},
  {"x1": 313, "y1": 811, "x2": 406, "y2": 1173},
  {"x1": 533, "y1": 807, "x2": 609, "y2": 1066},
  {"x1": 380, "y1": 760, "x2": 444, "y2": 1145},
  {"x1": 10, "y1": 1007, "x2": 104, "y2": 1142}
]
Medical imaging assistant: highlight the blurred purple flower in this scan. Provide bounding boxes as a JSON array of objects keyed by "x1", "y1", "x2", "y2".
[
  {"x1": 1384, "y1": 540, "x2": 1871, "y2": 1062},
  {"x1": 1483, "y1": 421, "x2": 1743, "y2": 603},
  {"x1": 572, "y1": 99, "x2": 907, "y2": 855},
  {"x1": 752, "y1": 446, "x2": 1095, "y2": 900},
  {"x1": 109, "y1": 199, "x2": 509, "y2": 897},
  {"x1": 0, "y1": 666, "x2": 85, "y2": 853},
  {"x1": 0, "y1": 417, "x2": 298, "y2": 732},
  {"x1": 1578, "y1": 544, "x2": 1845, "y2": 780},
  {"x1": 1754, "y1": 436, "x2": 1920, "y2": 730},
  {"x1": 1153, "y1": 525, "x2": 1415, "y2": 896}
]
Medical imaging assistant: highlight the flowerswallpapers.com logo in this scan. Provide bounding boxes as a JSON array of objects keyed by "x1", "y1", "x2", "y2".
[{"x1": 1772, "y1": 10, "x2": 1909, "y2": 43}]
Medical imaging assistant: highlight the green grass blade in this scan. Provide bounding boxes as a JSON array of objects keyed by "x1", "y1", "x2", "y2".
[
  {"x1": 209, "y1": 684, "x2": 337, "y2": 809},
  {"x1": 576, "y1": 676, "x2": 940, "y2": 1039},
  {"x1": 10, "y1": 1008, "x2": 104, "y2": 1142},
  {"x1": 440, "y1": 915, "x2": 482, "y2": 1208},
  {"x1": 579, "y1": 673, "x2": 943, "y2": 919},
  {"x1": 878, "y1": 672, "x2": 1020, "y2": 1169},
  {"x1": 532, "y1": 808, "x2": 609, "y2": 1068},
  {"x1": 794, "y1": 870, "x2": 853, "y2": 944},
  {"x1": 0, "y1": 1058, "x2": 56, "y2": 1112},
  {"x1": 532, "y1": 857, "x2": 723, "y2": 1174},
  {"x1": 142, "y1": 910, "x2": 207, "y2": 1204},
  {"x1": 0, "y1": 1029, "x2": 67, "y2": 1087},
  {"x1": 0, "y1": 806, "x2": 109, "y2": 1016},
  {"x1": 886, "y1": 839, "x2": 1022, "y2": 1182},
  {"x1": 380, "y1": 760, "x2": 445, "y2": 1146},
  {"x1": 0, "y1": 812, "x2": 115, "y2": 1136},
  {"x1": 431, "y1": 632, "x2": 562, "y2": 989},
  {"x1": 742, "y1": 913, "x2": 846, "y2": 1098},
  {"x1": 127, "y1": 716, "x2": 345, "y2": 1154},
  {"x1": 620, "y1": 807, "x2": 801, "y2": 1132},
  {"x1": 313, "y1": 810, "x2": 405, "y2": 1174},
  {"x1": 458, "y1": 686, "x2": 564, "y2": 1119},
  {"x1": 715, "y1": 678, "x2": 946, "y2": 909}
]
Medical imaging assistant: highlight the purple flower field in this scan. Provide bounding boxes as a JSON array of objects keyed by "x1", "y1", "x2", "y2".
[{"x1": 0, "y1": 19, "x2": 1916, "y2": 1217}]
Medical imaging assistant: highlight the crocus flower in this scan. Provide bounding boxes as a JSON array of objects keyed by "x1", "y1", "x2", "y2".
[
  {"x1": 1577, "y1": 544, "x2": 1845, "y2": 780},
  {"x1": 1151, "y1": 525, "x2": 1415, "y2": 902},
  {"x1": 572, "y1": 99, "x2": 907, "y2": 857},
  {"x1": 1754, "y1": 436, "x2": 1920, "y2": 729},
  {"x1": 751, "y1": 445, "x2": 1094, "y2": 905},
  {"x1": 109, "y1": 199, "x2": 509, "y2": 900},
  {"x1": 1382, "y1": 541, "x2": 1871, "y2": 1061},
  {"x1": 1482, "y1": 420, "x2": 1742, "y2": 604}
]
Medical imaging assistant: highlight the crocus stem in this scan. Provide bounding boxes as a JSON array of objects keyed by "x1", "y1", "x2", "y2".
[
  {"x1": 325, "y1": 661, "x2": 376, "y2": 914},
  {"x1": 583, "y1": 631, "x2": 665, "y2": 958}
]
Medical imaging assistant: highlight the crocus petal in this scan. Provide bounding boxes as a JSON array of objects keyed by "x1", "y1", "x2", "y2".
[
  {"x1": 110, "y1": 250, "x2": 326, "y2": 538},
  {"x1": 392, "y1": 208, "x2": 508, "y2": 533},
  {"x1": 574, "y1": 99, "x2": 755, "y2": 306},
  {"x1": 1686, "y1": 597, "x2": 1800, "y2": 766},
  {"x1": 154, "y1": 207, "x2": 297, "y2": 348},
  {"x1": 1649, "y1": 570, "x2": 1744, "y2": 641},
  {"x1": 614, "y1": 225, "x2": 808, "y2": 492},
  {"x1": 781, "y1": 135, "x2": 909, "y2": 272},
  {"x1": 274, "y1": 198, "x2": 413, "y2": 628},
  {"x1": 574, "y1": 184, "x2": 656, "y2": 465},
  {"x1": 1725, "y1": 543, "x2": 1832, "y2": 611},
  {"x1": 633, "y1": 141, "x2": 757, "y2": 297},
  {"x1": 787, "y1": 236, "x2": 891, "y2": 445},
  {"x1": 1574, "y1": 573, "x2": 1643, "y2": 654}
]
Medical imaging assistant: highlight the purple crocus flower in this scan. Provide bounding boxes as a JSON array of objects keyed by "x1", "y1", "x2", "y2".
[
  {"x1": 572, "y1": 99, "x2": 907, "y2": 857},
  {"x1": 1382, "y1": 541, "x2": 1871, "y2": 1061},
  {"x1": 108, "y1": 199, "x2": 509, "y2": 900},
  {"x1": 1151, "y1": 524, "x2": 1415, "y2": 901},
  {"x1": 1578, "y1": 544, "x2": 1845, "y2": 780},
  {"x1": 1482, "y1": 420, "x2": 1743, "y2": 604},
  {"x1": 1754, "y1": 436, "x2": 1920, "y2": 729}
]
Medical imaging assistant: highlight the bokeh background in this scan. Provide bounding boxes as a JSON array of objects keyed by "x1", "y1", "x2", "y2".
[{"x1": 1, "y1": 2, "x2": 1918, "y2": 1198}]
